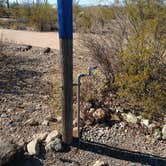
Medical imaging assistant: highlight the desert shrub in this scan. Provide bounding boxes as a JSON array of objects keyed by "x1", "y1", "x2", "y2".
[
  {"x1": 74, "y1": 5, "x2": 115, "y2": 33},
  {"x1": 81, "y1": 0, "x2": 166, "y2": 118},
  {"x1": 28, "y1": 4, "x2": 57, "y2": 31},
  {"x1": 115, "y1": 0, "x2": 166, "y2": 118},
  {"x1": 81, "y1": 34, "x2": 120, "y2": 92},
  {"x1": 0, "y1": 3, "x2": 57, "y2": 31},
  {"x1": 0, "y1": 4, "x2": 9, "y2": 17},
  {"x1": 80, "y1": 70, "x2": 107, "y2": 102}
]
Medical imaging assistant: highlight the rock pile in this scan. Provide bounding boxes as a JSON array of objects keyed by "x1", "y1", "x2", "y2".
[
  {"x1": 80, "y1": 102, "x2": 166, "y2": 140},
  {"x1": 27, "y1": 130, "x2": 63, "y2": 156}
]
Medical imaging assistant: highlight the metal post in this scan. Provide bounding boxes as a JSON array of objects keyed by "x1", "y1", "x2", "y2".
[{"x1": 57, "y1": 0, "x2": 73, "y2": 145}]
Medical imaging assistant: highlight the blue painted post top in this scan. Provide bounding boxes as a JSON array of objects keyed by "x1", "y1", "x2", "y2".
[{"x1": 57, "y1": 0, "x2": 73, "y2": 39}]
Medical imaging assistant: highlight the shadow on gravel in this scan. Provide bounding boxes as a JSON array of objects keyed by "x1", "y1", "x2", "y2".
[
  {"x1": 72, "y1": 138, "x2": 166, "y2": 166},
  {"x1": 7, "y1": 156, "x2": 43, "y2": 166},
  {"x1": 0, "y1": 54, "x2": 43, "y2": 95}
]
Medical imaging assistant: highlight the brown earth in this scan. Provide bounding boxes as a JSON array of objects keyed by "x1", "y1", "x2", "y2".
[
  {"x1": 0, "y1": 29, "x2": 60, "y2": 49},
  {"x1": 0, "y1": 39, "x2": 166, "y2": 166}
]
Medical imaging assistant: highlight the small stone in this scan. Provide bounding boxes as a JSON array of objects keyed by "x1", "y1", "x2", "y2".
[
  {"x1": 56, "y1": 116, "x2": 62, "y2": 122},
  {"x1": 1, "y1": 113, "x2": 8, "y2": 118},
  {"x1": 44, "y1": 47, "x2": 51, "y2": 53},
  {"x1": 162, "y1": 125, "x2": 166, "y2": 139},
  {"x1": 84, "y1": 102, "x2": 92, "y2": 110},
  {"x1": 46, "y1": 115, "x2": 57, "y2": 122},
  {"x1": 84, "y1": 116, "x2": 95, "y2": 126},
  {"x1": 93, "y1": 160, "x2": 108, "y2": 166},
  {"x1": 42, "y1": 120, "x2": 49, "y2": 126},
  {"x1": 7, "y1": 109, "x2": 13, "y2": 113},
  {"x1": 89, "y1": 108, "x2": 95, "y2": 115},
  {"x1": 115, "y1": 107, "x2": 123, "y2": 113},
  {"x1": 45, "y1": 130, "x2": 61, "y2": 144},
  {"x1": 153, "y1": 128, "x2": 162, "y2": 140},
  {"x1": 148, "y1": 123, "x2": 156, "y2": 130},
  {"x1": 141, "y1": 119, "x2": 150, "y2": 127},
  {"x1": 24, "y1": 119, "x2": 39, "y2": 126},
  {"x1": 45, "y1": 138, "x2": 62, "y2": 152},
  {"x1": 33, "y1": 132, "x2": 48, "y2": 142},
  {"x1": 92, "y1": 108, "x2": 107, "y2": 122},
  {"x1": 123, "y1": 112, "x2": 138, "y2": 124},
  {"x1": 27, "y1": 139, "x2": 40, "y2": 156}
]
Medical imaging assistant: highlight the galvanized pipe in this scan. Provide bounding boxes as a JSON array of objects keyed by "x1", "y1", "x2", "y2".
[{"x1": 77, "y1": 67, "x2": 97, "y2": 144}]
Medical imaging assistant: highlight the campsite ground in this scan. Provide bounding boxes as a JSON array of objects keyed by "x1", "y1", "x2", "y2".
[{"x1": 0, "y1": 30, "x2": 166, "y2": 166}]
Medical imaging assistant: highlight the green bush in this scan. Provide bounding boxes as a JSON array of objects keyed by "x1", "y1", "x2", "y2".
[
  {"x1": 0, "y1": 3, "x2": 57, "y2": 31},
  {"x1": 82, "y1": 0, "x2": 166, "y2": 119},
  {"x1": 115, "y1": 0, "x2": 166, "y2": 118}
]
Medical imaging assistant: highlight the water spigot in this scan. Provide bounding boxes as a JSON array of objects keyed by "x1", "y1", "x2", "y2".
[{"x1": 87, "y1": 66, "x2": 97, "y2": 76}]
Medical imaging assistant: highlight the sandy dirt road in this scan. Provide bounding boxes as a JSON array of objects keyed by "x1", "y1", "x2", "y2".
[{"x1": 0, "y1": 29, "x2": 60, "y2": 49}]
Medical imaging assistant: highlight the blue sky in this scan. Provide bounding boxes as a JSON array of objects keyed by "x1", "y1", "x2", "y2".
[{"x1": 49, "y1": 0, "x2": 112, "y2": 6}]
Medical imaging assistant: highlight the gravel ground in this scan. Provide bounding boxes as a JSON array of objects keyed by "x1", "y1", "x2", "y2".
[{"x1": 0, "y1": 43, "x2": 166, "y2": 166}]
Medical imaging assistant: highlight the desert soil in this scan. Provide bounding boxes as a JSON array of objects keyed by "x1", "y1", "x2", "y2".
[
  {"x1": 0, "y1": 29, "x2": 60, "y2": 49},
  {"x1": 0, "y1": 32, "x2": 166, "y2": 166}
]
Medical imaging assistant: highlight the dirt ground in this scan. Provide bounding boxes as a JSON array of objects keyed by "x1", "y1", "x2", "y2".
[
  {"x1": 0, "y1": 29, "x2": 60, "y2": 49},
  {"x1": 0, "y1": 33, "x2": 166, "y2": 166}
]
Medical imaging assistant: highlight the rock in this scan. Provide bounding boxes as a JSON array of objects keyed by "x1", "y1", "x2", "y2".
[
  {"x1": 33, "y1": 132, "x2": 48, "y2": 142},
  {"x1": 27, "y1": 139, "x2": 40, "y2": 156},
  {"x1": 84, "y1": 116, "x2": 95, "y2": 126},
  {"x1": 45, "y1": 115, "x2": 57, "y2": 122},
  {"x1": 162, "y1": 125, "x2": 166, "y2": 139},
  {"x1": 1, "y1": 113, "x2": 8, "y2": 118},
  {"x1": 0, "y1": 137, "x2": 24, "y2": 165},
  {"x1": 92, "y1": 108, "x2": 107, "y2": 122},
  {"x1": 45, "y1": 138, "x2": 62, "y2": 152},
  {"x1": 24, "y1": 119, "x2": 39, "y2": 126},
  {"x1": 83, "y1": 102, "x2": 92, "y2": 110},
  {"x1": 7, "y1": 108, "x2": 13, "y2": 113},
  {"x1": 148, "y1": 123, "x2": 156, "y2": 131},
  {"x1": 115, "y1": 107, "x2": 123, "y2": 113},
  {"x1": 93, "y1": 160, "x2": 108, "y2": 166},
  {"x1": 42, "y1": 120, "x2": 49, "y2": 126},
  {"x1": 44, "y1": 47, "x2": 51, "y2": 53},
  {"x1": 141, "y1": 119, "x2": 149, "y2": 127},
  {"x1": 89, "y1": 108, "x2": 95, "y2": 115},
  {"x1": 123, "y1": 112, "x2": 138, "y2": 124},
  {"x1": 56, "y1": 116, "x2": 62, "y2": 122},
  {"x1": 45, "y1": 130, "x2": 61, "y2": 144},
  {"x1": 73, "y1": 127, "x2": 78, "y2": 138},
  {"x1": 153, "y1": 128, "x2": 162, "y2": 140},
  {"x1": 19, "y1": 45, "x2": 32, "y2": 52}
]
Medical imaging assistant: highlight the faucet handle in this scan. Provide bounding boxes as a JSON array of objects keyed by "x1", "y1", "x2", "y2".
[{"x1": 87, "y1": 66, "x2": 97, "y2": 75}]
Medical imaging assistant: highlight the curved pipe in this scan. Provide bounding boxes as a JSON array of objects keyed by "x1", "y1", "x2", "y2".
[{"x1": 77, "y1": 67, "x2": 97, "y2": 144}]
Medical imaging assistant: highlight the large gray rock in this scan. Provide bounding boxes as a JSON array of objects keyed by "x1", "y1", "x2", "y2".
[
  {"x1": 45, "y1": 130, "x2": 61, "y2": 144},
  {"x1": 162, "y1": 125, "x2": 166, "y2": 139},
  {"x1": 27, "y1": 139, "x2": 40, "y2": 156},
  {"x1": 45, "y1": 138, "x2": 62, "y2": 152},
  {"x1": 0, "y1": 137, "x2": 23, "y2": 165}
]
